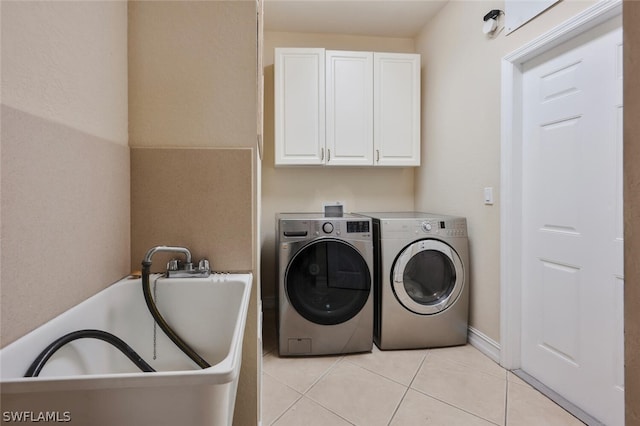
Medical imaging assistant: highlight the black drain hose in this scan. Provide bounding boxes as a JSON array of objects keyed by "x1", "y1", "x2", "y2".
[
  {"x1": 141, "y1": 262, "x2": 211, "y2": 369},
  {"x1": 24, "y1": 265, "x2": 210, "y2": 377},
  {"x1": 24, "y1": 329, "x2": 155, "y2": 377}
]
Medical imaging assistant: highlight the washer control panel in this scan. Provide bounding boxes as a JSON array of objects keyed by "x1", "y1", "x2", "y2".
[
  {"x1": 279, "y1": 215, "x2": 371, "y2": 239},
  {"x1": 317, "y1": 220, "x2": 370, "y2": 236}
]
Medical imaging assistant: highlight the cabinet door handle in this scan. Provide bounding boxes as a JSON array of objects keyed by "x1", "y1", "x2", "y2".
[
  {"x1": 376, "y1": 149, "x2": 380, "y2": 162},
  {"x1": 327, "y1": 149, "x2": 331, "y2": 162},
  {"x1": 320, "y1": 148, "x2": 324, "y2": 161}
]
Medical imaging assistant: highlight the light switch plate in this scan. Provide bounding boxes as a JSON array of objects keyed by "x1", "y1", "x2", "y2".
[{"x1": 484, "y1": 187, "x2": 494, "y2": 205}]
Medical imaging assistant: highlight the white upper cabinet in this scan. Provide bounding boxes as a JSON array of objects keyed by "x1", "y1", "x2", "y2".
[
  {"x1": 275, "y1": 48, "x2": 420, "y2": 167},
  {"x1": 374, "y1": 52, "x2": 421, "y2": 166},
  {"x1": 326, "y1": 50, "x2": 374, "y2": 166},
  {"x1": 274, "y1": 48, "x2": 325, "y2": 165}
]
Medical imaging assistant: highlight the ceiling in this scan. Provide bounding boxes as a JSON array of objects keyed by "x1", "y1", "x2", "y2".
[{"x1": 263, "y1": 1, "x2": 449, "y2": 38}]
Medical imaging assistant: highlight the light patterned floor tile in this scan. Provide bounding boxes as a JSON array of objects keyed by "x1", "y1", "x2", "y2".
[
  {"x1": 262, "y1": 372, "x2": 302, "y2": 426},
  {"x1": 344, "y1": 345, "x2": 428, "y2": 386},
  {"x1": 390, "y1": 389, "x2": 496, "y2": 426},
  {"x1": 306, "y1": 360, "x2": 406, "y2": 426},
  {"x1": 273, "y1": 396, "x2": 353, "y2": 426},
  {"x1": 260, "y1": 312, "x2": 582, "y2": 426},
  {"x1": 508, "y1": 371, "x2": 532, "y2": 388},
  {"x1": 262, "y1": 352, "x2": 342, "y2": 393},
  {"x1": 429, "y1": 344, "x2": 506, "y2": 379},
  {"x1": 506, "y1": 382, "x2": 585, "y2": 425},
  {"x1": 411, "y1": 353, "x2": 507, "y2": 425}
]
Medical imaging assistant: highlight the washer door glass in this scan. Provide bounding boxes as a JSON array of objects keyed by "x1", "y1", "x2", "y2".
[
  {"x1": 286, "y1": 239, "x2": 371, "y2": 325},
  {"x1": 391, "y1": 239, "x2": 464, "y2": 315}
]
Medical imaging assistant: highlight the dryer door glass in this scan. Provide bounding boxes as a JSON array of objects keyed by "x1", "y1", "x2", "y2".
[
  {"x1": 392, "y1": 240, "x2": 464, "y2": 315},
  {"x1": 286, "y1": 240, "x2": 371, "y2": 325}
]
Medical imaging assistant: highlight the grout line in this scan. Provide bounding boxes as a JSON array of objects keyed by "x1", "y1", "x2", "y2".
[
  {"x1": 386, "y1": 385, "x2": 410, "y2": 426},
  {"x1": 340, "y1": 350, "x2": 429, "y2": 388},
  {"x1": 428, "y1": 347, "x2": 508, "y2": 381},
  {"x1": 262, "y1": 371, "x2": 304, "y2": 426},
  {"x1": 272, "y1": 394, "x2": 357, "y2": 426},
  {"x1": 300, "y1": 359, "x2": 362, "y2": 425},
  {"x1": 407, "y1": 350, "x2": 429, "y2": 389},
  {"x1": 409, "y1": 387, "x2": 503, "y2": 425},
  {"x1": 301, "y1": 355, "x2": 344, "y2": 395},
  {"x1": 262, "y1": 370, "x2": 304, "y2": 396},
  {"x1": 268, "y1": 393, "x2": 304, "y2": 426},
  {"x1": 409, "y1": 384, "x2": 503, "y2": 425},
  {"x1": 304, "y1": 359, "x2": 410, "y2": 426},
  {"x1": 504, "y1": 375, "x2": 509, "y2": 426},
  {"x1": 306, "y1": 396, "x2": 358, "y2": 426}
]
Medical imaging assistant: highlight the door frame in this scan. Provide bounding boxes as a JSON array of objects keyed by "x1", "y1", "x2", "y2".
[{"x1": 499, "y1": 0, "x2": 622, "y2": 370}]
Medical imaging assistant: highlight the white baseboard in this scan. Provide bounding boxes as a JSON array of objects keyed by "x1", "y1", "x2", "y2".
[{"x1": 468, "y1": 326, "x2": 501, "y2": 364}]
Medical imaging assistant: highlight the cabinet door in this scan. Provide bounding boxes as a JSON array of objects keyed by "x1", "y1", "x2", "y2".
[
  {"x1": 374, "y1": 53, "x2": 421, "y2": 166},
  {"x1": 326, "y1": 50, "x2": 373, "y2": 166},
  {"x1": 274, "y1": 48, "x2": 325, "y2": 165}
]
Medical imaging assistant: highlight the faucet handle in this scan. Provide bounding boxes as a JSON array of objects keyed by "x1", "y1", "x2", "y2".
[
  {"x1": 167, "y1": 259, "x2": 180, "y2": 271},
  {"x1": 198, "y1": 258, "x2": 211, "y2": 273}
]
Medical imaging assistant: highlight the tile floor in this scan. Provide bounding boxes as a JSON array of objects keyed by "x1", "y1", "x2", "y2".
[{"x1": 261, "y1": 310, "x2": 584, "y2": 426}]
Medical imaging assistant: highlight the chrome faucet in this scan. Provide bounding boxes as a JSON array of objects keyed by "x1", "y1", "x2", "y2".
[
  {"x1": 140, "y1": 245, "x2": 212, "y2": 369},
  {"x1": 142, "y1": 245, "x2": 211, "y2": 278}
]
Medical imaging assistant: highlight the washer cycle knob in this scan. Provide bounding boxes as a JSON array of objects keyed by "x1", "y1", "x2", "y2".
[
  {"x1": 322, "y1": 222, "x2": 334, "y2": 234},
  {"x1": 421, "y1": 222, "x2": 432, "y2": 232}
]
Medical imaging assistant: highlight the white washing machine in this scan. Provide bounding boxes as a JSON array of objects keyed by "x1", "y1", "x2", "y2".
[
  {"x1": 277, "y1": 213, "x2": 374, "y2": 356},
  {"x1": 358, "y1": 212, "x2": 469, "y2": 350}
]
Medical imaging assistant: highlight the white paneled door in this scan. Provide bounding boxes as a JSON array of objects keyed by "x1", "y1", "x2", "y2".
[{"x1": 521, "y1": 18, "x2": 623, "y2": 426}]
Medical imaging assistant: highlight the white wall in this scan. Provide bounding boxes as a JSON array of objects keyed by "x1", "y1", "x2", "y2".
[{"x1": 415, "y1": 0, "x2": 597, "y2": 342}]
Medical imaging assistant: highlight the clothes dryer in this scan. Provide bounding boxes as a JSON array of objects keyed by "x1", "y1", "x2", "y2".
[
  {"x1": 277, "y1": 213, "x2": 374, "y2": 356},
  {"x1": 358, "y1": 212, "x2": 469, "y2": 350}
]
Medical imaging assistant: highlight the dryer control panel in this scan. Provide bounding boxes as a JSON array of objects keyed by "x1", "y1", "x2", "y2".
[{"x1": 418, "y1": 218, "x2": 467, "y2": 237}]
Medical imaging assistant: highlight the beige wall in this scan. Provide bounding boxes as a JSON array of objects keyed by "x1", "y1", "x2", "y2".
[
  {"x1": 414, "y1": 0, "x2": 596, "y2": 343},
  {"x1": 1, "y1": 1, "x2": 129, "y2": 347},
  {"x1": 128, "y1": 2, "x2": 260, "y2": 424},
  {"x1": 261, "y1": 32, "x2": 416, "y2": 303},
  {"x1": 130, "y1": 148, "x2": 253, "y2": 272},
  {"x1": 128, "y1": 1, "x2": 257, "y2": 149},
  {"x1": 624, "y1": 1, "x2": 640, "y2": 423}
]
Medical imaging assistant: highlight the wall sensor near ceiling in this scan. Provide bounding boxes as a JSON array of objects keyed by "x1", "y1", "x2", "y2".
[{"x1": 483, "y1": 9, "x2": 503, "y2": 35}]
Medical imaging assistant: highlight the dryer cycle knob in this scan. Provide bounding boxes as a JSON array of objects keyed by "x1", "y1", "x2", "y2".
[
  {"x1": 322, "y1": 222, "x2": 334, "y2": 234},
  {"x1": 421, "y1": 222, "x2": 432, "y2": 232}
]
